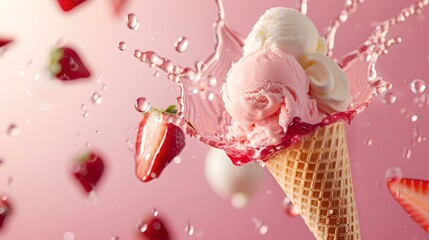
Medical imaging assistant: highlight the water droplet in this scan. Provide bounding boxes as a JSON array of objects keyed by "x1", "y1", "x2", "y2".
[
  {"x1": 230, "y1": 193, "x2": 249, "y2": 209},
  {"x1": 110, "y1": 236, "x2": 120, "y2": 240},
  {"x1": 63, "y1": 232, "x2": 75, "y2": 240},
  {"x1": 101, "y1": 84, "x2": 108, "y2": 91},
  {"x1": 91, "y1": 92, "x2": 102, "y2": 105},
  {"x1": 82, "y1": 111, "x2": 89, "y2": 118},
  {"x1": 410, "y1": 78, "x2": 426, "y2": 94},
  {"x1": 251, "y1": 217, "x2": 268, "y2": 235},
  {"x1": 382, "y1": 91, "x2": 397, "y2": 104},
  {"x1": 403, "y1": 147, "x2": 412, "y2": 159},
  {"x1": 328, "y1": 209, "x2": 334, "y2": 215},
  {"x1": 6, "y1": 124, "x2": 19, "y2": 137},
  {"x1": 126, "y1": 14, "x2": 139, "y2": 30},
  {"x1": 95, "y1": 130, "x2": 100, "y2": 134},
  {"x1": 126, "y1": 139, "x2": 133, "y2": 151},
  {"x1": 283, "y1": 197, "x2": 299, "y2": 217},
  {"x1": 385, "y1": 167, "x2": 403, "y2": 179},
  {"x1": 173, "y1": 156, "x2": 182, "y2": 164},
  {"x1": 153, "y1": 71, "x2": 160, "y2": 78},
  {"x1": 118, "y1": 41, "x2": 127, "y2": 51},
  {"x1": 414, "y1": 94, "x2": 429, "y2": 108},
  {"x1": 152, "y1": 208, "x2": 159, "y2": 217},
  {"x1": 134, "y1": 50, "x2": 142, "y2": 59},
  {"x1": 364, "y1": 136, "x2": 373, "y2": 146},
  {"x1": 411, "y1": 114, "x2": 418, "y2": 122},
  {"x1": 81, "y1": 104, "x2": 87, "y2": 110},
  {"x1": 185, "y1": 222, "x2": 194, "y2": 236},
  {"x1": 134, "y1": 97, "x2": 151, "y2": 113},
  {"x1": 174, "y1": 37, "x2": 189, "y2": 53}
]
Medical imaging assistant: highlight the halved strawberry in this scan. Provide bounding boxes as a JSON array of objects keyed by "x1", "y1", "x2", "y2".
[
  {"x1": 0, "y1": 195, "x2": 12, "y2": 230},
  {"x1": 57, "y1": 0, "x2": 88, "y2": 12},
  {"x1": 0, "y1": 38, "x2": 13, "y2": 48},
  {"x1": 387, "y1": 177, "x2": 429, "y2": 233},
  {"x1": 49, "y1": 46, "x2": 91, "y2": 81},
  {"x1": 135, "y1": 105, "x2": 185, "y2": 182},
  {"x1": 111, "y1": 0, "x2": 129, "y2": 16},
  {"x1": 72, "y1": 151, "x2": 105, "y2": 193},
  {"x1": 137, "y1": 214, "x2": 171, "y2": 240}
]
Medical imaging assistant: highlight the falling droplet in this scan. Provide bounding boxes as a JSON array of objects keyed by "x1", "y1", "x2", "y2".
[
  {"x1": 118, "y1": 41, "x2": 127, "y2": 51},
  {"x1": 91, "y1": 92, "x2": 103, "y2": 105},
  {"x1": 153, "y1": 71, "x2": 160, "y2": 78},
  {"x1": 63, "y1": 232, "x2": 75, "y2": 240},
  {"x1": 185, "y1": 222, "x2": 194, "y2": 236},
  {"x1": 174, "y1": 37, "x2": 189, "y2": 53},
  {"x1": 126, "y1": 14, "x2": 139, "y2": 30},
  {"x1": 81, "y1": 104, "x2": 87, "y2": 110},
  {"x1": 403, "y1": 147, "x2": 412, "y2": 159},
  {"x1": 283, "y1": 197, "x2": 299, "y2": 217},
  {"x1": 410, "y1": 78, "x2": 426, "y2": 94},
  {"x1": 110, "y1": 237, "x2": 120, "y2": 240},
  {"x1": 251, "y1": 217, "x2": 268, "y2": 235},
  {"x1": 382, "y1": 91, "x2": 397, "y2": 104},
  {"x1": 82, "y1": 111, "x2": 89, "y2": 118},
  {"x1": 364, "y1": 136, "x2": 373, "y2": 146},
  {"x1": 230, "y1": 193, "x2": 249, "y2": 209},
  {"x1": 6, "y1": 124, "x2": 19, "y2": 137},
  {"x1": 173, "y1": 156, "x2": 182, "y2": 164},
  {"x1": 385, "y1": 167, "x2": 403, "y2": 179},
  {"x1": 153, "y1": 208, "x2": 159, "y2": 217},
  {"x1": 134, "y1": 97, "x2": 151, "y2": 113}
]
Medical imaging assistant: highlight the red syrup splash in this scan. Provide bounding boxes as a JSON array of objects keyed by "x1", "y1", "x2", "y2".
[{"x1": 132, "y1": 0, "x2": 428, "y2": 165}]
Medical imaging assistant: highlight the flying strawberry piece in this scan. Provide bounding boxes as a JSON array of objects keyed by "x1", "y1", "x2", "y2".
[
  {"x1": 137, "y1": 214, "x2": 171, "y2": 240},
  {"x1": 72, "y1": 151, "x2": 105, "y2": 193},
  {"x1": 135, "y1": 105, "x2": 185, "y2": 182},
  {"x1": 49, "y1": 46, "x2": 91, "y2": 81},
  {"x1": 0, "y1": 38, "x2": 13, "y2": 48},
  {"x1": 387, "y1": 177, "x2": 429, "y2": 233},
  {"x1": 0, "y1": 195, "x2": 12, "y2": 230},
  {"x1": 57, "y1": 0, "x2": 88, "y2": 12},
  {"x1": 111, "y1": 0, "x2": 129, "y2": 16}
]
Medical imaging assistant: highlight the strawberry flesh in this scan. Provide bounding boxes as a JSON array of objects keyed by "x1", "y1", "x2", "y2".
[
  {"x1": 0, "y1": 39, "x2": 13, "y2": 48},
  {"x1": 73, "y1": 151, "x2": 105, "y2": 193},
  {"x1": 50, "y1": 46, "x2": 91, "y2": 81},
  {"x1": 387, "y1": 177, "x2": 429, "y2": 233},
  {"x1": 135, "y1": 112, "x2": 185, "y2": 182},
  {"x1": 57, "y1": 0, "x2": 88, "y2": 12},
  {"x1": 138, "y1": 215, "x2": 171, "y2": 240},
  {"x1": 0, "y1": 195, "x2": 12, "y2": 230}
]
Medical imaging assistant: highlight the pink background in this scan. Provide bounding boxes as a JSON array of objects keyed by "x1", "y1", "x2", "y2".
[{"x1": 0, "y1": 0, "x2": 428, "y2": 239}]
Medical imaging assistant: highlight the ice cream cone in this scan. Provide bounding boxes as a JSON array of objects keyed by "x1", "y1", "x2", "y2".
[{"x1": 266, "y1": 121, "x2": 360, "y2": 240}]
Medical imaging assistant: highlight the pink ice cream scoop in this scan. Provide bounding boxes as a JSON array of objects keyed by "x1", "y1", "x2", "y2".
[{"x1": 222, "y1": 48, "x2": 325, "y2": 146}]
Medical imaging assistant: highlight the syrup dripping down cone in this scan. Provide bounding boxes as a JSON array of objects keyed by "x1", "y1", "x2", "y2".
[{"x1": 266, "y1": 121, "x2": 360, "y2": 240}]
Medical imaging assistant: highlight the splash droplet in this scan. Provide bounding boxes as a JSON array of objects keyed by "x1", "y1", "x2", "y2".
[
  {"x1": 134, "y1": 97, "x2": 151, "y2": 113},
  {"x1": 173, "y1": 156, "x2": 182, "y2": 164},
  {"x1": 185, "y1": 222, "x2": 194, "y2": 236},
  {"x1": 126, "y1": 14, "x2": 139, "y2": 30},
  {"x1": 251, "y1": 217, "x2": 268, "y2": 235},
  {"x1": 283, "y1": 197, "x2": 299, "y2": 217},
  {"x1": 382, "y1": 91, "x2": 397, "y2": 104},
  {"x1": 231, "y1": 193, "x2": 249, "y2": 209},
  {"x1": 118, "y1": 41, "x2": 127, "y2": 51},
  {"x1": 174, "y1": 37, "x2": 189, "y2": 53},
  {"x1": 385, "y1": 167, "x2": 403, "y2": 179},
  {"x1": 91, "y1": 92, "x2": 103, "y2": 105},
  {"x1": 82, "y1": 111, "x2": 89, "y2": 118},
  {"x1": 364, "y1": 136, "x2": 373, "y2": 146},
  {"x1": 403, "y1": 147, "x2": 412, "y2": 159},
  {"x1": 410, "y1": 78, "x2": 426, "y2": 94},
  {"x1": 110, "y1": 237, "x2": 120, "y2": 240},
  {"x1": 63, "y1": 232, "x2": 75, "y2": 240},
  {"x1": 6, "y1": 124, "x2": 19, "y2": 137}
]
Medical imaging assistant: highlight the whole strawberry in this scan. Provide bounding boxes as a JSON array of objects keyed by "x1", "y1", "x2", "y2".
[
  {"x1": 137, "y1": 214, "x2": 171, "y2": 240},
  {"x1": 57, "y1": 0, "x2": 88, "y2": 12},
  {"x1": 72, "y1": 151, "x2": 105, "y2": 193},
  {"x1": 135, "y1": 105, "x2": 185, "y2": 182},
  {"x1": 0, "y1": 195, "x2": 12, "y2": 230},
  {"x1": 49, "y1": 46, "x2": 91, "y2": 81}
]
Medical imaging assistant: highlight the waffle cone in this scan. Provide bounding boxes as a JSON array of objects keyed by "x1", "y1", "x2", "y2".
[{"x1": 266, "y1": 121, "x2": 360, "y2": 240}]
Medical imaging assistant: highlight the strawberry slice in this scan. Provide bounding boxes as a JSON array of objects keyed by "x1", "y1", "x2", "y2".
[
  {"x1": 137, "y1": 214, "x2": 171, "y2": 240},
  {"x1": 0, "y1": 38, "x2": 13, "y2": 48},
  {"x1": 72, "y1": 151, "x2": 105, "y2": 193},
  {"x1": 0, "y1": 195, "x2": 12, "y2": 230},
  {"x1": 135, "y1": 105, "x2": 185, "y2": 182},
  {"x1": 57, "y1": 0, "x2": 88, "y2": 12},
  {"x1": 387, "y1": 177, "x2": 429, "y2": 233},
  {"x1": 111, "y1": 0, "x2": 129, "y2": 16},
  {"x1": 49, "y1": 46, "x2": 91, "y2": 81}
]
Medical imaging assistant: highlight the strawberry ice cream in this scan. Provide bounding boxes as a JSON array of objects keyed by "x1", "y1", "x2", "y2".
[{"x1": 222, "y1": 48, "x2": 325, "y2": 146}]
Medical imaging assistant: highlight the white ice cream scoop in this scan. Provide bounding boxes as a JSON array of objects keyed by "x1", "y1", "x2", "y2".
[
  {"x1": 243, "y1": 7, "x2": 327, "y2": 61},
  {"x1": 204, "y1": 148, "x2": 264, "y2": 208}
]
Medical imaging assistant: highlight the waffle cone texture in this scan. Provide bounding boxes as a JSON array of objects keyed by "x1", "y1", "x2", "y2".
[{"x1": 266, "y1": 121, "x2": 360, "y2": 240}]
